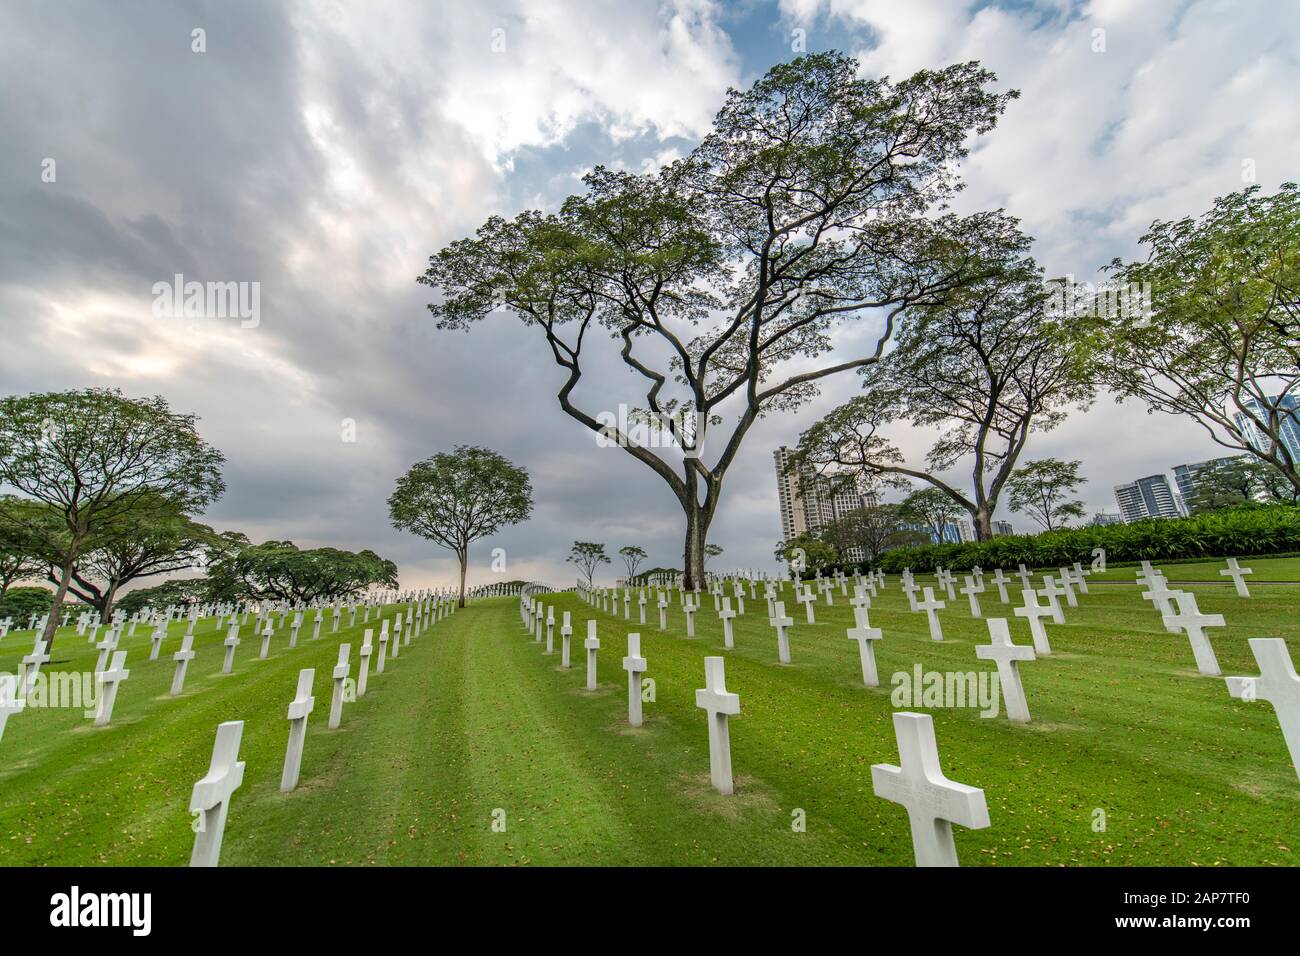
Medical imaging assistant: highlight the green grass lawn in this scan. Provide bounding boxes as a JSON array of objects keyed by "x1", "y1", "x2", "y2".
[
  {"x1": 0, "y1": 559, "x2": 1297, "y2": 867},
  {"x1": 1087, "y1": 556, "x2": 1300, "y2": 583}
]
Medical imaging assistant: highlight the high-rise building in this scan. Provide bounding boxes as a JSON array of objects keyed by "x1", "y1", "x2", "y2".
[
  {"x1": 773, "y1": 446, "x2": 880, "y2": 562},
  {"x1": 1114, "y1": 474, "x2": 1181, "y2": 522},
  {"x1": 1172, "y1": 455, "x2": 1248, "y2": 502},
  {"x1": 1089, "y1": 512, "x2": 1123, "y2": 527},
  {"x1": 1232, "y1": 393, "x2": 1300, "y2": 465},
  {"x1": 992, "y1": 520, "x2": 1014, "y2": 536}
]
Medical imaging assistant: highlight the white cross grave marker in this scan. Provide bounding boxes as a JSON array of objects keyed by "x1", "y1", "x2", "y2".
[
  {"x1": 871, "y1": 711, "x2": 990, "y2": 867},
  {"x1": 584, "y1": 620, "x2": 599, "y2": 690},
  {"x1": 171, "y1": 635, "x2": 196, "y2": 696},
  {"x1": 695, "y1": 656, "x2": 740, "y2": 795},
  {"x1": 328, "y1": 644, "x2": 350, "y2": 729},
  {"x1": 959, "y1": 575, "x2": 983, "y2": 618},
  {"x1": 769, "y1": 601, "x2": 794, "y2": 664},
  {"x1": 280, "y1": 668, "x2": 316, "y2": 792},
  {"x1": 561, "y1": 611, "x2": 572, "y2": 667},
  {"x1": 1013, "y1": 588, "x2": 1054, "y2": 655},
  {"x1": 847, "y1": 607, "x2": 882, "y2": 687},
  {"x1": 358, "y1": 629, "x2": 373, "y2": 696},
  {"x1": 189, "y1": 720, "x2": 246, "y2": 867},
  {"x1": 975, "y1": 618, "x2": 1035, "y2": 723},
  {"x1": 622, "y1": 633, "x2": 647, "y2": 727},
  {"x1": 0, "y1": 674, "x2": 26, "y2": 743},
  {"x1": 93, "y1": 650, "x2": 130, "y2": 727},
  {"x1": 222, "y1": 624, "x2": 240, "y2": 675},
  {"x1": 917, "y1": 587, "x2": 946, "y2": 642},
  {"x1": 718, "y1": 596, "x2": 737, "y2": 649},
  {"x1": 1162, "y1": 590, "x2": 1225, "y2": 676},
  {"x1": 1220, "y1": 558, "x2": 1253, "y2": 598},
  {"x1": 1226, "y1": 638, "x2": 1300, "y2": 779}
]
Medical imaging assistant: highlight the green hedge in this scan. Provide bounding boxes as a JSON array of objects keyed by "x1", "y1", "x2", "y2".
[{"x1": 872, "y1": 504, "x2": 1300, "y2": 574}]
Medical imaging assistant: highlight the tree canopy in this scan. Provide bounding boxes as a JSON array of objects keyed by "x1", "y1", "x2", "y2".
[
  {"x1": 0, "y1": 388, "x2": 225, "y2": 648},
  {"x1": 206, "y1": 540, "x2": 397, "y2": 605},
  {"x1": 421, "y1": 52, "x2": 1022, "y2": 586},
  {"x1": 1005, "y1": 458, "x2": 1087, "y2": 531},
  {"x1": 388, "y1": 445, "x2": 533, "y2": 605},
  {"x1": 1101, "y1": 183, "x2": 1300, "y2": 496}
]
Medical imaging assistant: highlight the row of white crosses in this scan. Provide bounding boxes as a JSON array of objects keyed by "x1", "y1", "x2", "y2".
[
  {"x1": 189, "y1": 596, "x2": 438, "y2": 867},
  {"x1": 1136, "y1": 557, "x2": 1300, "y2": 780}
]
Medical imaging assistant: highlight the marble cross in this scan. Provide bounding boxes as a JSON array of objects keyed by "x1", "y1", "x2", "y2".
[
  {"x1": 0, "y1": 674, "x2": 26, "y2": 743},
  {"x1": 280, "y1": 668, "x2": 316, "y2": 792},
  {"x1": 847, "y1": 607, "x2": 882, "y2": 687},
  {"x1": 871, "y1": 711, "x2": 990, "y2": 867},
  {"x1": 622, "y1": 633, "x2": 647, "y2": 727},
  {"x1": 718, "y1": 597, "x2": 736, "y2": 649},
  {"x1": 171, "y1": 635, "x2": 196, "y2": 696},
  {"x1": 19, "y1": 641, "x2": 50, "y2": 698},
  {"x1": 377, "y1": 622, "x2": 389, "y2": 674},
  {"x1": 975, "y1": 618, "x2": 1035, "y2": 722},
  {"x1": 222, "y1": 623, "x2": 240, "y2": 675},
  {"x1": 1013, "y1": 588, "x2": 1054, "y2": 655},
  {"x1": 149, "y1": 624, "x2": 167, "y2": 661},
  {"x1": 1162, "y1": 590, "x2": 1225, "y2": 676},
  {"x1": 1015, "y1": 564, "x2": 1033, "y2": 591},
  {"x1": 850, "y1": 585, "x2": 871, "y2": 614},
  {"x1": 638, "y1": 590, "x2": 647, "y2": 625},
  {"x1": 358, "y1": 630, "x2": 373, "y2": 696},
  {"x1": 93, "y1": 650, "x2": 130, "y2": 727},
  {"x1": 1038, "y1": 577, "x2": 1068, "y2": 624},
  {"x1": 769, "y1": 601, "x2": 794, "y2": 664},
  {"x1": 695, "y1": 656, "x2": 740, "y2": 795},
  {"x1": 684, "y1": 598, "x2": 697, "y2": 637},
  {"x1": 657, "y1": 593, "x2": 669, "y2": 631},
  {"x1": 545, "y1": 606, "x2": 555, "y2": 655},
  {"x1": 259, "y1": 619, "x2": 274, "y2": 660},
  {"x1": 584, "y1": 620, "x2": 599, "y2": 690},
  {"x1": 392, "y1": 616, "x2": 402, "y2": 658},
  {"x1": 901, "y1": 578, "x2": 920, "y2": 612},
  {"x1": 328, "y1": 644, "x2": 350, "y2": 729},
  {"x1": 560, "y1": 611, "x2": 573, "y2": 667},
  {"x1": 1226, "y1": 638, "x2": 1300, "y2": 779},
  {"x1": 1140, "y1": 574, "x2": 1180, "y2": 618},
  {"x1": 189, "y1": 720, "x2": 246, "y2": 867},
  {"x1": 799, "y1": 586, "x2": 817, "y2": 624},
  {"x1": 959, "y1": 575, "x2": 983, "y2": 618},
  {"x1": 1220, "y1": 558, "x2": 1253, "y2": 598},
  {"x1": 916, "y1": 587, "x2": 946, "y2": 642},
  {"x1": 1054, "y1": 569, "x2": 1079, "y2": 608}
]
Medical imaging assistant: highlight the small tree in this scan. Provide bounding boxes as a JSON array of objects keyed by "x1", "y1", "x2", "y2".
[
  {"x1": 1006, "y1": 458, "x2": 1087, "y2": 531},
  {"x1": 0, "y1": 389, "x2": 225, "y2": 651},
  {"x1": 775, "y1": 533, "x2": 837, "y2": 578},
  {"x1": 388, "y1": 446, "x2": 534, "y2": 606},
  {"x1": 797, "y1": 259, "x2": 1097, "y2": 540},
  {"x1": 898, "y1": 487, "x2": 964, "y2": 544},
  {"x1": 618, "y1": 545, "x2": 647, "y2": 582},
  {"x1": 1102, "y1": 183, "x2": 1300, "y2": 497},
  {"x1": 567, "y1": 542, "x2": 611, "y2": 588},
  {"x1": 823, "y1": 504, "x2": 924, "y2": 563},
  {"x1": 703, "y1": 544, "x2": 723, "y2": 569}
]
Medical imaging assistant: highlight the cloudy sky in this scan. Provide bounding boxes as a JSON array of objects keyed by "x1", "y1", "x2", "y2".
[{"x1": 2, "y1": 0, "x2": 1296, "y2": 589}]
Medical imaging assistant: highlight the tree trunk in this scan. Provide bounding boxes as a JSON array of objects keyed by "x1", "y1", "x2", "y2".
[
  {"x1": 972, "y1": 505, "x2": 994, "y2": 541},
  {"x1": 457, "y1": 551, "x2": 468, "y2": 608},
  {"x1": 43, "y1": 559, "x2": 75, "y2": 653},
  {"x1": 100, "y1": 581, "x2": 121, "y2": 621},
  {"x1": 682, "y1": 499, "x2": 712, "y2": 592}
]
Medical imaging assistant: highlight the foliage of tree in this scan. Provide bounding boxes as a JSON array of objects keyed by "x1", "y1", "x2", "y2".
[
  {"x1": 567, "y1": 542, "x2": 611, "y2": 587},
  {"x1": 0, "y1": 389, "x2": 225, "y2": 650},
  {"x1": 58, "y1": 498, "x2": 222, "y2": 618},
  {"x1": 703, "y1": 544, "x2": 723, "y2": 568},
  {"x1": 421, "y1": 53, "x2": 1022, "y2": 587},
  {"x1": 0, "y1": 497, "x2": 49, "y2": 598},
  {"x1": 618, "y1": 545, "x2": 647, "y2": 581},
  {"x1": 1101, "y1": 183, "x2": 1300, "y2": 496},
  {"x1": 206, "y1": 540, "x2": 398, "y2": 605},
  {"x1": 0, "y1": 585, "x2": 54, "y2": 625},
  {"x1": 1006, "y1": 458, "x2": 1087, "y2": 531},
  {"x1": 822, "y1": 504, "x2": 927, "y2": 561},
  {"x1": 897, "y1": 487, "x2": 965, "y2": 544},
  {"x1": 775, "y1": 533, "x2": 838, "y2": 576},
  {"x1": 115, "y1": 578, "x2": 212, "y2": 618},
  {"x1": 388, "y1": 445, "x2": 534, "y2": 606},
  {"x1": 797, "y1": 257, "x2": 1098, "y2": 539}
]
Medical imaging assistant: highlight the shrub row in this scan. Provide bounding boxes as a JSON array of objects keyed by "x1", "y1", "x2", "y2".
[{"x1": 867, "y1": 504, "x2": 1300, "y2": 574}]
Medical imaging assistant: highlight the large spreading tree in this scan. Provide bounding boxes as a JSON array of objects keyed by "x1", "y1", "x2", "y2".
[
  {"x1": 796, "y1": 257, "x2": 1098, "y2": 540},
  {"x1": 0, "y1": 389, "x2": 225, "y2": 650},
  {"x1": 420, "y1": 53, "x2": 1023, "y2": 588},
  {"x1": 388, "y1": 446, "x2": 534, "y2": 606},
  {"x1": 206, "y1": 540, "x2": 398, "y2": 605},
  {"x1": 1101, "y1": 183, "x2": 1300, "y2": 496}
]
